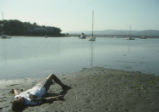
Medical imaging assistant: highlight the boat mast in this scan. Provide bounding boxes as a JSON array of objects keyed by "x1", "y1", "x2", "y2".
[
  {"x1": 129, "y1": 25, "x2": 132, "y2": 37},
  {"x1": 1, "y1": 12, "x2": 4, "y2": 35},
  {"x1": 1, "y1": 12, "x2": 4, "y2": 20},
  {"x1": 92, "y1": 10, "x2": 94, "y2": 37}
]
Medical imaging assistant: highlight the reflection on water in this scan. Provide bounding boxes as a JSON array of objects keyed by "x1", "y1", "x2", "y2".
[
  {"x1": 90, "y1": 41, "x2": 94, "y2": 67},
  {"x1": 0, "y1": 37, "x2": 159, "y2": 79}
]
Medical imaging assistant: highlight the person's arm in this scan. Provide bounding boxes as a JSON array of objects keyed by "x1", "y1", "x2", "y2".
[
  {"x1": 29, "y1": 94, "x2": 39, "y2": 101},
  {"x1": 42, "y1": 95, "x2": 64, "y2": 103},
  {"x1": 11, "y1": 89, "x2": 19, "y2": 96}
]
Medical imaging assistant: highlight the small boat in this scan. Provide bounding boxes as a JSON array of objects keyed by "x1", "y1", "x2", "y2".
[
  {"x1": 0, "y1": 12, "x2": 11, "y2": 39},
  {"x1": 126, "y1": 36, "x2": 135, "y2": 40},
  {"x1": 0, "y1": 34, "x2": 11, "y2": 39},
  {"x1": 44, "y1": 34, "x2": 48, "y2": 38},
  {"x1": 79, "y1": 33, "x2": 86, "y2": 39},
  {"x1": 126, "y1": 26, "x2": 135, "y2": 40},
  {"x1": 88, "y1": 36, "x2": 96, "y2": 41},
  {"x1": 140, "y1": 36, "x2": 147, "y2": 39}
]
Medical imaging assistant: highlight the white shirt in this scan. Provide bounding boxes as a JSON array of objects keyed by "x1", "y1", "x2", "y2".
[{"x1": 15, "y1": 83, "x2": 46, "y2": 106}]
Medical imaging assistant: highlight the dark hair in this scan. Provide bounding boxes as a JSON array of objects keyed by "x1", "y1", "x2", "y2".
[{"x1": 12, "y1": 98, "x2": 25, "y2": 112}]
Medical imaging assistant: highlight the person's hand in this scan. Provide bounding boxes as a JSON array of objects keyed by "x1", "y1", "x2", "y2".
[
  {"x1": 57, "y1": 95, "x2": 65, "y2": 101},
  {"x1": 20, "y1": 89, "x2": 24, "y2": 92},
  {"x1": 10, "y1": 89, "x2": 15, "y2": 94}
]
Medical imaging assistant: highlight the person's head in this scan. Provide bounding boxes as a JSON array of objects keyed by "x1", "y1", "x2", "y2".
[{"x1": 12, "y1": 96, "x2": 25, "y2": 112}]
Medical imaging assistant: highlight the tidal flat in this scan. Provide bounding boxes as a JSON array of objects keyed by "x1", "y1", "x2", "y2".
[{"x1": 0, "y1": 67, "x2": 159, "y2": 112}]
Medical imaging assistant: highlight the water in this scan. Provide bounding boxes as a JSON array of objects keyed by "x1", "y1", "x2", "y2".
[{"x1": 0, "y1": 37, "x2": 159, "y2": 79}]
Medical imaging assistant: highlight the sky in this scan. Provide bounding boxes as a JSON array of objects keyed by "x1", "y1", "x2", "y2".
[{"x1": 0, "y1": 0, "x2": 159, "y2": 32}]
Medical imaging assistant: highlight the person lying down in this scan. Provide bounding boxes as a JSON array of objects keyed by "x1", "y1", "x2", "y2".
[{"x1": 11, "y1": 74, "x2": 71, "y2": 112}]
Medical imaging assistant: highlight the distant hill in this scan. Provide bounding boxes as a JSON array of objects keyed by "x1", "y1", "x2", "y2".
[{"x1": 70, "y1": 30, "x2": 159, "y2": 36}]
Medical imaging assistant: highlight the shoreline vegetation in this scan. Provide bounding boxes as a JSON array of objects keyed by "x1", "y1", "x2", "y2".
[
  {"x1": 0, "y1": 67, "x2": 159, "y2": 112},
  {"x1": 1, "y1": 19, "x2": 159, "y2": 38},
  {"x1": 0, "y1": 19, "x2": 65, "y2": 37}
]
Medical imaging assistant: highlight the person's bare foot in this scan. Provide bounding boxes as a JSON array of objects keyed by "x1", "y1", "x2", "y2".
[
  {"x1": 62, "y1": 85, "x2": 71, "y2": 91},
  {"x1": 57, "y1": 95, "x2": 65, "y2": 101}
]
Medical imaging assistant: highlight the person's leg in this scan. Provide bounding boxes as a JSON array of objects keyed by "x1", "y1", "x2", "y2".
[
  {"x1": 44, "y1": 74, "x2": 71, "y2": 91},
  {"x1": 49, "y1": 74, "x2": 65, "y2": 87},
  {"x1": 49, "y1": 74, "x2": 71, "y2": 90},
  {"x1": 43, "y1": 74, "x2": 54, "y2": 91}
]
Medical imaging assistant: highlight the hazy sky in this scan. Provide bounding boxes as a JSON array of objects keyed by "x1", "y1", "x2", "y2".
[{"x1": 0, "y1": 0, "x2": 159, "y2": 32}]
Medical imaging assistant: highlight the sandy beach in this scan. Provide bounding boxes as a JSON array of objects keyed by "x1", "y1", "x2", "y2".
[{"x1": 0, "y1": 67, "x2": 159, "y2": 112}]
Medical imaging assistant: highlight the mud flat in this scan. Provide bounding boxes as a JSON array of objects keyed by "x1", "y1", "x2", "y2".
[{"x1": 0, "y1": 67, "x2": 159, "y2": 112}]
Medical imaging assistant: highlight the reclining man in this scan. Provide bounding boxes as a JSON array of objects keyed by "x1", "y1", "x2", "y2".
[{"x1": 11, "y1": 74, "x2": 71, "y2": 112}]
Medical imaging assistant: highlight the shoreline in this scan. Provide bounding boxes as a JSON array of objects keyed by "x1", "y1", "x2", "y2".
[{"x1": 0, "y1": 67, "x2": 159, "y2": 112}]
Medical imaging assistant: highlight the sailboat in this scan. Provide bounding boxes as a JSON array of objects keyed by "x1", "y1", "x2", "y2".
[
  {"x1": 126, "y1": 35, "x2": 135, "y2": 40},
  {"x1": 0, "y1": 12, "x2": 11, "y2": 39},
  {"x1": 126, "y1": 26, "x2": 135, "y2": 40},
  {"x1": 88, "y1": 10, "x2": 96, "y2": 41},
  {"x1": 1, "y1": 34, "x2": 10, "y2": 39}
]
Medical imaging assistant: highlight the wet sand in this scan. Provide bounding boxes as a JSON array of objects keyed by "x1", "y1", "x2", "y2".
[{"x1": 0, "y1": 67, "x2": 159, "y2": 112}]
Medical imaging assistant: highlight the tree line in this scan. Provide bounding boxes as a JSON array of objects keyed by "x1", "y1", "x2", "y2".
[{"x1": 0, "y1": 19, "x2": 63, "y2": 36}]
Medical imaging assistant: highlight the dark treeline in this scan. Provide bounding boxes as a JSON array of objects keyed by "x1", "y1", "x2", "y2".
[{"x1": 0, "y1": 19, "x2": 63, "y2": 36}]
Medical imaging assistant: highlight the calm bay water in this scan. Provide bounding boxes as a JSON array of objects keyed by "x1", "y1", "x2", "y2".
[{"x1": 0, "y1": 37, "x2": 159, "y2": 79}]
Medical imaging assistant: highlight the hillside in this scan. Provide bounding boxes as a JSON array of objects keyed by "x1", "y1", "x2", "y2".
[
  {"x1": 70, "y1": 30, "x2": 159, "y2": 36},
  {"x1": 0, "y1": 20, "x2": 62, "y2": 36}
]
